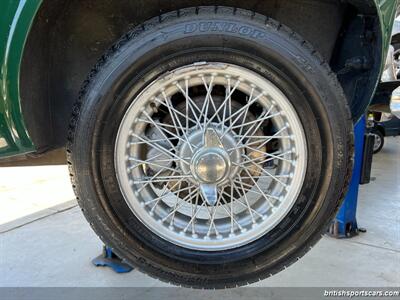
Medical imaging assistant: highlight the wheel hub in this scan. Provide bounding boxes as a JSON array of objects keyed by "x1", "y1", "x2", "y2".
[
  {"x1": 192, "y1": 149, "x2": 229, "y2": 183},
  {"x1": 179, "y1": 126, "x2": 242, "y2": 187},
  {"x1": 188, "y1": 128, "x2": 234, "y2": 205}
]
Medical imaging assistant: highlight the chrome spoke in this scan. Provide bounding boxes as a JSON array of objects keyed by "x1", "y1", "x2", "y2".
[
  {"x1": 128, "y1": 157, "x2": 181, "y2": 174},
  {"x1": 235, "y1": 105, "x2": 276, "y2": 146},
  {"x1": 129, "y1": 137, "x2": 178, "y2": 146},
  {"x1": 141, "y1": 111, "x2": 193, "y2": 148},
  {"x1": 226, "y1": 136, "x2": 290, "y2": 151},
  {"x1": 135, "y1": 169, "x2": 165, "y2": 192},
  {"x1": 200, "y1": 75, "x2": 223, "y2": 128},
  {"x1": 239, "y1": 175, "x2": 291, "y2": 180},
  {"x1": 176, "y1": 80, "x2": 204, "y2": 129},
  {"x1": 145, "y1": 179, "x2": 188, "y2": 206},
  {"x1": 161, "y1": 92, "x2": 194, "y2": 153},
  {"x1": 243, "y1": 148, "x2": 293, "y2": 164},
  {"x1": 153, "y1": 96, "x2": 198, "y2": 125},
  {"x1": 233, "y1": 179, "x2": 256, "y2": 223},
  {"x1": 183, "y1": 192, "x2": 202, "y2": 234},
  {"x1": 240, "y1": 154, "x2": 289, "y2": 188},
  {"x1": 202, "y1": 76, "x2": 223, "y2": 124},
  {"x1": 222, "y1": 91, "x2": 266, "y2": 125},
  {"x1": 241, "y1": 170, "x2": 275, "y2": 206},
  {"x1": 241, "y1": 150, "x2": 293, "y2": 165},
  {"x1": 238, "y1": 87, "x2": 255, "y2": 137},
  {"x1": 222, "y1": 77, "x2": 232, "y2": 128},
  {"x1": 130, "y1": 133, "x2": 190, "y2": 165},
  {"x1": 219, "y1": 191, "x2": 244, "y2": 232},
  {"x1": 132, "y1": 175, "x2": 192, "y2": 184},
  {"x1": 231, "y1": 112, "x2": 281, "y2": 130},
  {"x1": 163, "y1": 188, "x2": 199, "y2": 223},
  {"x1": 221, "y1": 189, "x2": 264, "y2": 219},
  {"x1": 254, "y1": 127, "x2": 289, "y2": 150},
  {"x1": 204, "y1": 79, "x2": 241, "y2": 129},
  {"x1": 206, "y1": 190, "x2": 221, "y2": 237}
]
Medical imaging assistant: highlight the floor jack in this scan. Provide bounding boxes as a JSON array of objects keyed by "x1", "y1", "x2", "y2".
[{"x1": 92, "y1": 116, "x2": 375, "y2": 273}]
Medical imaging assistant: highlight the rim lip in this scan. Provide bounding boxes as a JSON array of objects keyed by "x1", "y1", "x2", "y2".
[{"x1": 114, "y1": 62, "x2": 308, "y2": 251}]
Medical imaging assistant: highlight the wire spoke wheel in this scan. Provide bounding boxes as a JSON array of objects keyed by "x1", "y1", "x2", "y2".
[
  {"x1": 373, "y1": 133, "x2": 382, "y2": 151},
  {"x1": 115, "y1": 63, "x2": 307, "y2": 251}
]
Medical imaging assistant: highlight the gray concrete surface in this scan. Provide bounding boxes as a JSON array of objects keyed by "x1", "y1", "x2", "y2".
[
  {"x1": 0, "y1": 138, "x2": 399, "y2": 287},
  {"x1": 0, "y1": 165, "x2": 75, "y2": 233}
]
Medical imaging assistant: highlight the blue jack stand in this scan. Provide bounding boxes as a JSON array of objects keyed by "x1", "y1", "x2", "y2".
[
  {"x1": 327, "y1": 116, "x2": 374, "y2": 238},
  {"x1": 92, "y1": 245, "x2": 134, "y2": 273}
]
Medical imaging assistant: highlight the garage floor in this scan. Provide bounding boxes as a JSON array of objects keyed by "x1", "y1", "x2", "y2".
[{"x1": 0, "y1": 138, "x2": 399, "y2": 287}]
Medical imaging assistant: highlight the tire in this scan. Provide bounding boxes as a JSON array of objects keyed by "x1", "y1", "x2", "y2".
[
  {"x1": 67, "y1": 7, "x2": 353, "y2": 289},
  {"x1": 371, "y1": 129, "x2": 384, "y2": 154}
]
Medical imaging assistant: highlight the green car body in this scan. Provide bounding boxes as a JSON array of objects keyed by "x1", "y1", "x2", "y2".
[
  {"x1": 0, "y1": 0, "x2": 398, "y2": 159},
  {"x1": 0, "y1": 0, "x2": 40, "y2": 157}
]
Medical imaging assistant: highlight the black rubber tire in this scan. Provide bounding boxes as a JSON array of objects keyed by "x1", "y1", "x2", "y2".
[
  {"x1": 67, "y1": 7, "x2": 354, "y2": 289},
  {"x1": 372, "y1": 128, "x2": 385, "y2": 154}
]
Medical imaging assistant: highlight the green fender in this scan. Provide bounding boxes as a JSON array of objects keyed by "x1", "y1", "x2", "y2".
[{"x1": 0, "y1": 0, "x2": 41, "y2": 158}]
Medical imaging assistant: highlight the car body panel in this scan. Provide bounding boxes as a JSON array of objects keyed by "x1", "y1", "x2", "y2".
[
  {"x1": 377, "y1": 115, "x2": 400, "y2": 136},
  {"x1": 0, "y1": 0, "x2": 41, "y2": 158},
  {"x1": 0, "y1": 0, "x2": 398, "y2": 158},
  {"x1": 379, "y1": 1, "x2": 399, "y2": 73}
]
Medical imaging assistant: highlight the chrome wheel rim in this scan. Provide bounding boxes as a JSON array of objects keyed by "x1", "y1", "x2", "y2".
[
  {"x1": 372, "y1": 133, "x2": 382, "y2": 152},
  {"x1": 115, "y1": 63, "x2": 307, "y2": 251}
]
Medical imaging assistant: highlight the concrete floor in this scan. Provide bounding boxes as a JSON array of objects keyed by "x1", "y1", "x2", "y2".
[{"x1": 0, "y1": 138, "x2": 399, "y2": 287}]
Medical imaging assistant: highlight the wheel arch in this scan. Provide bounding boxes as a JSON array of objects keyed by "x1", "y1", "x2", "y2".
[{"x1": 16, "y1": 0, "x2": 392, "y2": 155}]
